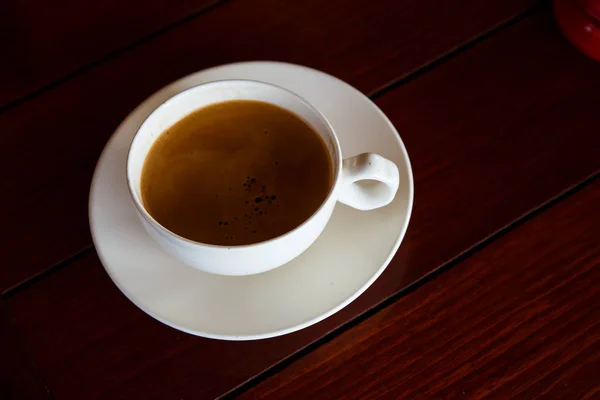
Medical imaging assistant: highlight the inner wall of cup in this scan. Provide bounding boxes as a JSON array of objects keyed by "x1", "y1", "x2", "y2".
[{"x1": 127, "y1": 80, "x2": 341, "y2": 206}]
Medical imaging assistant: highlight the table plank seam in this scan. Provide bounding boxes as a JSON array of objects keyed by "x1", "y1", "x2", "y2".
[
  {"x1": 0, "y1": 0, "x2": 231, "y2": 116},
  {"x1": 219, "y1": 170, "x2": 599, "y2": 399},
  {"x1": 22, "y1": 343, "x2": 56, "y2": 400},
  {"x1": 1, "y1": 245, "x2": 94, "y2": 299},
  {"x1": 368, "y1": 0, "x2": 546, "y2": 99}
]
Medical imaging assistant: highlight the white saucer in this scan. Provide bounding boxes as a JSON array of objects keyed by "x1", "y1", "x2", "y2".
[{"x1": 89, "y1": 62, "x2": 414, "y2": 340}]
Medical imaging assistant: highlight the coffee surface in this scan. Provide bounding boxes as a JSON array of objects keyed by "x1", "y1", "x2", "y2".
[{"x1": 141, "y1": 100, "x2": 332, "y2": 245}]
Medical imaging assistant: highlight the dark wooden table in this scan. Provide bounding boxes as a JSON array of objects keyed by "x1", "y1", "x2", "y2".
[{"x1": 2, "y1": 1, "x2": 599, "y2": 399}]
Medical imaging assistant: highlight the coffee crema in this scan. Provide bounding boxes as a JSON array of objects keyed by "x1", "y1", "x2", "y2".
[{"x1": 141, "y1": 100, "x2": 332, "y2": 246}]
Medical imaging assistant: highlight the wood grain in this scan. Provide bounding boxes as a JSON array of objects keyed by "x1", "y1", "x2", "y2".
[
  {"x1": 239, "y1": 180, "x2": 600, "y2": 400},
  {"x1": 6, "y1": 10, "x2": 600, "y2": 400},
  {"x1": 0, "y1": 0, "x2": 539, "y2": 292},
  {"x1": 0, "y1": 0, "x2": 220, "y2": 108},
  {"x1": 0, "y1": 303, "x2": 50, "y2": 400}
]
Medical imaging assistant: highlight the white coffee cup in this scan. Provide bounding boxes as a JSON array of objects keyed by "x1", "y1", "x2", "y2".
[{"x1": 127, "y1": 80, "x2": 399, "y2": 276}]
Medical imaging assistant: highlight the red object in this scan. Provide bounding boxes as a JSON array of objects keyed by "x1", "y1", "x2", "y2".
[{"x1": 554, "y1": 0, "x2": 600, "y2": 61}]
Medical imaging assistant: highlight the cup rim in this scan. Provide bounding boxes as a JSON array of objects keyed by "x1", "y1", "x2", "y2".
[{"x1": 126, "y1": 79, "x2": 342, "y2": 249}]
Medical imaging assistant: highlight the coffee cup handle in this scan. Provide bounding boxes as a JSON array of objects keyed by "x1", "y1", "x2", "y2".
[{"x1": 338, "y1": 153, "x2": 400, "y2": 211}]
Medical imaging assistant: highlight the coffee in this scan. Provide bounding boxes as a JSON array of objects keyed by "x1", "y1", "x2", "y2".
[{"x1": 140, "y1": 100, "x2": 332, "y2": 246}]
